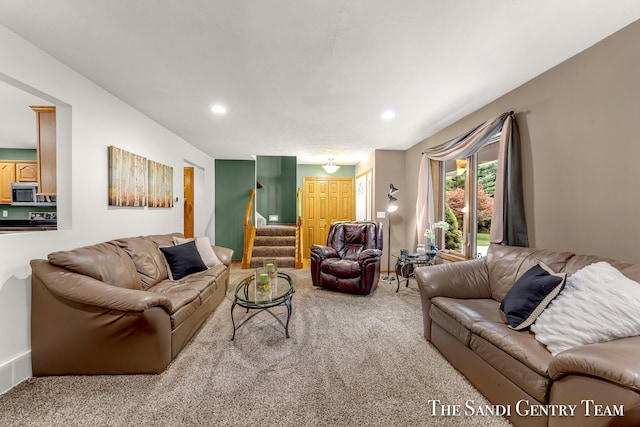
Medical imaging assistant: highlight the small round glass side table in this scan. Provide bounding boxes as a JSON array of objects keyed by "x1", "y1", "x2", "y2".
[{"x1": 393, "y1": 252, "x2": 436, "y2": 292}]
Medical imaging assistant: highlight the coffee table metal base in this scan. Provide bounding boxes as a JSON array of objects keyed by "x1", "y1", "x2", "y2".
[{"x1": 230, "y1": 295, "x2": 293, "y2": 341}]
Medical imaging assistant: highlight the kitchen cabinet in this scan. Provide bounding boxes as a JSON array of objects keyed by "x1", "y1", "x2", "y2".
[
  {"x1": 30, "y1": 106, "x2": 56, "y2": 195},
  {"x1": 0, "y1": 162, "x2": 16, "y2": 204},
  {"x1": 16, "y1": 162, "x2": 38, "y2": 182},
  {"x1": 0, "y1": 161, "x2": 38, "y2": 204}
]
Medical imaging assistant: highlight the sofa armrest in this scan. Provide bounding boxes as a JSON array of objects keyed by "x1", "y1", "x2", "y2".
[
  {"x1": 310, "y1": 245, "x2": 339, "y2": 259},
  {"x1": 548, "y1": 336, "x2": 640, "y2": 392},
  {"x1": 31, "y1": 259, "x2": 175, "y2": 375},
  {"x1": 213, "y1": 246, "x2": 234, "y2": 267},
  {"x1": 415, "y1": 257, "x2": 491, "y2": 340},
  {"x1": 30, "y1": 259, "x2": 173, "y2": 312},
  {"x1": 358, "y1": 248, "x2": 382, "y2": 262},
  {"x1": 415, "y1": 257, "x2": 491, "y2": 299}
]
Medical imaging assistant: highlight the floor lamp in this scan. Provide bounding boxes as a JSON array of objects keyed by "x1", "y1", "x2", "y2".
[{"x1": 383, "y1": 184, "x2": 399, "y2": 281}]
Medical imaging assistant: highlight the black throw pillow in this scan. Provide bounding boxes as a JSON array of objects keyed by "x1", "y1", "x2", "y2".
[
  {"x1": 159, "y1": 240, "x2": 208, "y2": 281},
  {"x1": 499, "y1": 261, "x2": 566, "y2": 331}
]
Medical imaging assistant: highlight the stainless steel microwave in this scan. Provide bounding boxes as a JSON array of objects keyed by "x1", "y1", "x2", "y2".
[{"x1": 11, "y1": 182, "x2": 56, "y2": 207}]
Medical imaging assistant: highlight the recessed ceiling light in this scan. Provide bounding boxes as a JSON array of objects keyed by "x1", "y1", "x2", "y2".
[
  {"x1": 381, "y1": 110, "x2": 396, "y2": 121},
  {"x1": 211, "y1": 105, "x2": 227, "y2": 115}
]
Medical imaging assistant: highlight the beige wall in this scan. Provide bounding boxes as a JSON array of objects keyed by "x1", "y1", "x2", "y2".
[
  {"x1": 403, "y1": 19, "x2": 640, "y2": 263},
  {"x1": 370, "y1": 150, "x2": 405, "y2": 272}
]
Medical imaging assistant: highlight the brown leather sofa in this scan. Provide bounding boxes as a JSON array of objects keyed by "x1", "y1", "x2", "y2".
[
  {"x1": 415, "y1": 244, "x2": 640, "y2": 427},
  {"x1": 310, "y1": 221, "x2": 383, "y2": 295},
  {"x1": 30, "y1": 233, "x2": 233, "y2": 376}
]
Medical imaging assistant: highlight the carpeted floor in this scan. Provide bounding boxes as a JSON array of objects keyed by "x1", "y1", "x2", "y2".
[{"x1": 0, "y1": 265, "x2": 512, "y2": 426}]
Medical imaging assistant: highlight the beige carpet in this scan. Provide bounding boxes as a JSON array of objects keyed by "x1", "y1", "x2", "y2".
[{"x1": 0, "y1": 265, "x2": 511, "y2": 426}]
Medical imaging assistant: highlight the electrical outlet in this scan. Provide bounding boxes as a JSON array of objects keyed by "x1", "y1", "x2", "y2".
[
  {"x1": 376, "y1": 211, "x2": 386, "y2": 219},
  {"x1": 2, "y1": 210, "x2": 7, "y2": 218},
  {"x1": 268, "y1": 215, "x2": 279, "y2": 221}
]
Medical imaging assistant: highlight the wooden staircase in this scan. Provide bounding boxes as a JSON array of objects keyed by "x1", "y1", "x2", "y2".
[
  {"x1": 249, "y1": 225, "x2": 297, "y2": 268},
  {"x1": 241, "y1": 188, "x2": 304, "y2": 269}
]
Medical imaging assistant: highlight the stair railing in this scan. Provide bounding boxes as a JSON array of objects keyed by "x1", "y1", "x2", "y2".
[
  {"x1": 295, "y1": 187, "x2": 304, "y2": 268},
  {"x1": 241, "y1": 189, "x2": 257, "y2": 269}
]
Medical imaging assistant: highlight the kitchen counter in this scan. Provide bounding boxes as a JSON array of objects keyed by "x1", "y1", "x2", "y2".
[{"x1": 0, "y1": 219, "x2": 57, "y2": 232}]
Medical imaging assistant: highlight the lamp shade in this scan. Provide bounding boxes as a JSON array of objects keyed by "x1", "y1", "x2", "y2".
[
  {"x1": 387, "y1": 193, "x2": 398, "y2": 212},
  {"x1": 387, "y1": 183, "x2": 400, "y2": 211}
]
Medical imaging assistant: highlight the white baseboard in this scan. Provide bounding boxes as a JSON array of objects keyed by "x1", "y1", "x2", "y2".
[{"x1": 0, "y1": 352, "x2": 31, "y2": 395}]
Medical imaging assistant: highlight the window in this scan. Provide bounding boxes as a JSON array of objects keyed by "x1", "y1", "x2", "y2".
[{"x1": 440, "y1": 138, "x2": 499, "y2": 259}]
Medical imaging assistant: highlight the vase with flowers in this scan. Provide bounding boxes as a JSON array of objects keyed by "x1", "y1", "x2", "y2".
[{"x1": 424, "y1": 221, "x2": 450, "y2": 253}]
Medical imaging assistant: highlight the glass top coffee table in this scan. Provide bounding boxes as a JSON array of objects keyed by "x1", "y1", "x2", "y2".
[{"x1": 227, "y1": 271, "x2": 295, "y2": 340}]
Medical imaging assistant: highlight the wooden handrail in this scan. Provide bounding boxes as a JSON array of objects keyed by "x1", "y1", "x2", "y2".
[
  {"x1": 295, "y1": 188, "x2": 303, "y2": 268},
  {"x1": 241, "y1": 189, "x2": 257, "y2": 269}
]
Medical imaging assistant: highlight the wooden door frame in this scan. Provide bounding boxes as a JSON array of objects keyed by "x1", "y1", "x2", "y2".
[
  {"x1": 183, "y1": 166, "x2": 194, "y2": 238},
  {"x1": 355, "y1": 168, "x2": 373, "y2": 221}
]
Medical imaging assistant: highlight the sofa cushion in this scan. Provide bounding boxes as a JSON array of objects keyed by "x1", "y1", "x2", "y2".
[
  {"x1": 471, "y1": 321, "x2": 553, "y2": 378},
  {"x1": 148, "y1": 232, "x2": 184, "y2": 248},
  {"x1": 321, "y1": 258, "x2": 360, "y2": 278},
  {"x1": 328, "y1": 222, "x2": 380, "y2": 261},
  {"x1": 174, "y1": 236, "x2": 222, "y2": 267},
  {"x1": 429, "y1": 304, "x2": 472, "y2": 346},
  {"x1": 431, "y1": 297, "x2": 505, "y2": 330},
  {"x1": 499, "y1": 261, "x2": 566, "y2": 331},
  {"x1": 487, "y1": 245, "x2": 574, "y2": 301},
  {"x1": 152, "y1": 265, "x2": 226, "y2": 301},
  {"x1": 169, "y1": 295, "x2": 202, "y2": 329},
  {"x1": 147, "y1": 280, "x2": 200, "y2": 311},
  {"x1": 159, "y1": 240, "x2": 208, "y2": 281},
  {"x1": 113, "y1": 236, "x2": 168, "y2": 289},
  {"x1": 48, "y1": 242, "x2": 142, "y2": 290},
  {"x1": 471, "y1": 333, "x2": 551, "y2": 403},
  {"x1": 532, "y1": 261, "x2": 640, "y2": 356}
]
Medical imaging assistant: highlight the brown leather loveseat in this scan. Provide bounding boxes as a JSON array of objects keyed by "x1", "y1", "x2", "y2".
[
  {"x1": 415, "y1": 244, "x2": 640, "y2": 427},
  {"x1": 30, "y1": 232, "x2": 233, "y2": 376},
  {"x1": 310, "y1": 221, "x2": 383, "y2": 295}
]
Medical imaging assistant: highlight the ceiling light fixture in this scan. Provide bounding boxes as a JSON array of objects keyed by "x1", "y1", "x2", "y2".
[
  {"x1": 322, "y1": 158, "x2": 340, "y2": 174},
  {"x1": 381, "y1": 109, "x2": 396, "y2": 121},
  {"x1": 211, "y1": 105, "x2": 227, "y2": 114}
]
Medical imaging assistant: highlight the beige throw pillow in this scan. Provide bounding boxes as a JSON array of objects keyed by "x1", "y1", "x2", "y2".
[{"x1": 173, "y1": 236, "x2": 222, "y2": 267}]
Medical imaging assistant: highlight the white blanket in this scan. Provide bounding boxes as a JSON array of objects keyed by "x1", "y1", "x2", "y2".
[{"x1": 531, "y1": 261, "x2": 640, "y2": 356}]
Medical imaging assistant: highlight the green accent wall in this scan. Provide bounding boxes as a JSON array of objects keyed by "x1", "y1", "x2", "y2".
[
  {"x1": 0, "y1": 205, "x2": 56, "y2": 221},
  {"x1": 0, "y1": 148, "x2": 37, "y2": 160},
  {"x1": 256, "y1": 156, "x2": 297, "y2": 224},
  {"x1": 215, "y1": 159, "x2": 255, "y2": 260},
  {"x1": 296, "y1": 164, "x2": 355, "y2": 190}
]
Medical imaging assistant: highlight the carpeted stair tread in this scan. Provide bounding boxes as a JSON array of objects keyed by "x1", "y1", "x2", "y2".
[
  {"x1": 252, "y1": 246, "x2": 295, "y2": 257},
  {"x1": 254, "y1": 236, "x2": 296, "y2": 246},
  {"x1": 255, "y1": 226, "x2": 296, "y2": 237}
]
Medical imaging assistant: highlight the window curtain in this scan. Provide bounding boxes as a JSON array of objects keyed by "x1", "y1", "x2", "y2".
[{"x1": 416, "y1": 111, "x2": 528, "y2": 247}]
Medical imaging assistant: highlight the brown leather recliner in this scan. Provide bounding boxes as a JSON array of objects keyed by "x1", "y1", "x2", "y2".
[{"x1": 310, "y1": 221, "x2": 383, "y2": 295}]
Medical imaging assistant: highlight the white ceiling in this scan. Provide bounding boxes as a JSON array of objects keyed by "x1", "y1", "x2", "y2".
[{"x1": 1, "y1": 1, "x2": 639, "y2": 163}]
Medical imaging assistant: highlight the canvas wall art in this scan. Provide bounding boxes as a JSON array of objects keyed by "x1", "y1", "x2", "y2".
[
  {"x1": 108, "y1": 146, "x2": 147, "y2": 207},
  {"x1": 148, "y1": 159, "x2": 174, "y2": 208}
]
